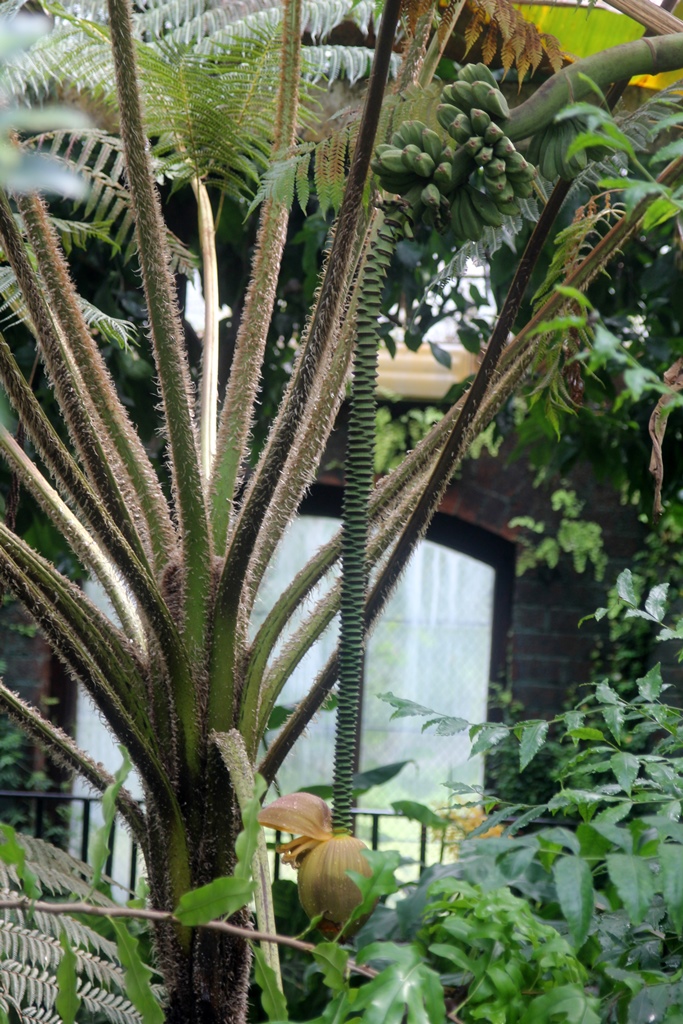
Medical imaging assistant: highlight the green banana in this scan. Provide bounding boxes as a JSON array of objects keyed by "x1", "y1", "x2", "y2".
[
  {"x1": 471, "y1": 82, "x2": 510, "y2": 120},
  {"x1": 421, "y1": 182, "x2": 442, "y2": 208},
  {"x1": 494, "y1": 179, "x2": 516, "y2": 204},
  {"x1": 484, "y1": 121, "x2": 506, "y2": 145},
  {"x1": 413, "y1": 151, "x2": 436, "y2": 178},
  {"x1": 450, "y1": 189, "x2": 468, "y2": 241},
  {"x1": 557, "y1": 119, "x2": 588, "y2": 179},
  {"x1": 441, "y1": 83, "x2": 463, "y2": 106},
  {"x1": 376, "y1": 147, "x2": 409, "y2": 175},
  {"x1": 393, "y1": 120, "x2": 428, "y2": 149},
  {"x1": 504, "y1": 151, "x2": 532, "y2": 177},
  {"x1": 436, "y1": 103, "x2": 462, "y2": 133},
  {"x1": 464, "y1": 135, "x2": 484, "y2": 156},
  {"x1": 496, "y1": 198, "x2": 521, "y2": 217},
  {"x1": 459, "y1": 187, "x2": 485, "y2": 241},
  {"x1": 433, "y1": 161, "x2": 455, "y2": 192},
  {"x1": 487, "y1": 157, "x2": 507, "y2": 177},
  {"x1": 474, "y1": 146, "x2": 494, "y2": 167},
  {"x1": 450, "y1": 81, "x2": 475, "y2": 112},
  {"x1": 494, "y1": 136, "x2": 516, "y2": 159},
  {"x1": 451, "y1": 146, "x2": 476, "y2": 186},
  {"x1": 377, "y1": 171, "x2": 418, "y2": 193},
  {"x1": 448, "y1": 113, "x2": 473, "y2": 145},
  {"x1": 401, "y1": 144, "x2": 423, "y2": 171},
  {"x1": 483, "y1": 171, "x2": 508, "y2": 196},
  {"x1": 469, "y1": 108, "x2": 491, "y2": 135},
  {"x1": 508, "y1": 177, "x2": 535, "y2": 199},
  {"x1": 421, "y1": 128, "x2": 444, "y2": 164},
  {"x1": 461, "y1": 62, "x2": 498, "y2": 89},
  {"x1": 469, "y1": 186, "x2": 504, "y2": 227}
]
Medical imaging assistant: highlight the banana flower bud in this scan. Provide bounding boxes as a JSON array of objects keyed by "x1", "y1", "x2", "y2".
[{"x1": 258, "y1": 792, "x2": 373, "y2": 936}]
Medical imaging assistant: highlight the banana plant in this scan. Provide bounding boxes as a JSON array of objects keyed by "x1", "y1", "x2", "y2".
[{"x1": 1, "y1": 0, "x2": 683, "y2": 1017}]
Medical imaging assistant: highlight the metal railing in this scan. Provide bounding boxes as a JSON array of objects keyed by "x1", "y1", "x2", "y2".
[
  {"x1": 0, "y1": 792, "x2": 432, "y2": 891},
  {"x1": 0, "y1": 789, "x2": 139, "y2": 894}
]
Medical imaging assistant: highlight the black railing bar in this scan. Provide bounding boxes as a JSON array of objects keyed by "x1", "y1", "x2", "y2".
[
  {"x1": 0, "y1": 790, "x2": 101, "y2": 802},
  {"x1": 35, "y1": 799, "x2": 43, "y2": 840},
  {"x1": 81, "y1": 800, "x2": 90, "y2": 863},
  {"x1": 130, "y1": 842, "x2": 138, "y2": 894},
  {"x1": 105, "y1": 823, "x2": 115, "y2": 878}
]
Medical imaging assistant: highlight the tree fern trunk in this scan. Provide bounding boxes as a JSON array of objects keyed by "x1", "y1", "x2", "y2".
[{"x1": 145, "y1": 774, "x2": 253, "y2": 1024}]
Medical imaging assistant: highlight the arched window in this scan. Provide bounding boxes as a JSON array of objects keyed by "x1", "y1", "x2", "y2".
[{"x1": 255, "y1": 486, "x2": 514, "y2": 818}]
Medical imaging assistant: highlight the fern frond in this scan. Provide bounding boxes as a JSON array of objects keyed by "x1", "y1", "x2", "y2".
[
  {"x1": 0, "y1": 836, "x2": 148, "y2": 1023},
  {"x1": 459, "y1": 0, "x2": 563, "y2": 84},
  {"x1": 533, "y1": 194, "x2": 625, "y2": 311}
]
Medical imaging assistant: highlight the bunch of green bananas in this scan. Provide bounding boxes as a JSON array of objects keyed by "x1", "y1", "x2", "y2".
[
  {"x1": 526, "y1": 115, "x2": 606, "y2": 181},
  {"x1": 370, "y1": 62, "x2": 538, "y2": 242}
]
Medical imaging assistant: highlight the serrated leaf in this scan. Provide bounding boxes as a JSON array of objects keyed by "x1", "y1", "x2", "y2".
[
  {"x1": 55, "y1": 930, "x2": 81, "y2": 1024},
  {"x1": 469, "y1": 724, "x2": 509, "y2": 757},
  {"x1": 376, "y1": 694, "x2": 468, "y2": 735},
  {"x1": 637, "y1": 664, "x2": 663, "y2": 701},
  {"x1": 659, "y1": 844, "x2": 683, "y2": 935},
  {"x1": 568, "y1": 727, "x2": 605, "y2": 742},
  {"x1": 610, "y1": 752, "x2": 639, "y2": 795},
  {"x1": 595, "y1": 682, "x2": 619, "y2": 705},
  {"x1": 174, "y1": 876, "x2": 255, "y2": 926},
  {"x1": 253, "y1": 945, "x2": 288, "y2": 1020},
  {"x1": 606, "y1": 853, "x2": 656, "y2": 924},
  {"x1": 616, "y1": 569, "x2": 638, "y2": 606},
  {"x1": 312, "y1": 942, "x2": 349, "y2": 992},
  {"x1": 602, "y1": 705, "x2": 625, "y2": 743},
  {"x1": 553, "y1": 856, "x2": 594, "y2": 948},
  {"x1": 519, "y1": 721, "x2": 549, "y2": 771},
  {"x1": 111, "y1": 918, "x2": 164, "y2": 1024}
]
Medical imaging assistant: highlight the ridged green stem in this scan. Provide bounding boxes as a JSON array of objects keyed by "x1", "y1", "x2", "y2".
[
  {"x1": 507, "y1": 34, "x2": 683, "y2": 143},
  {"x1": 331, "y1": 210, "x2": 403, "y2": 833}
]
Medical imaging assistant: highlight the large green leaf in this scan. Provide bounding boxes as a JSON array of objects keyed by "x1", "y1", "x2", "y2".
[
  {"x1": 606, "y1": 853, "x2": 656, "y2": 924},
  {"x1": 553, "y1": 855, "x2": 594, "y2": 948},
  {"x1": 659, "y1": 843, "x2": 683, "y2": 936},
  {"x1": 353, "y1": 945, "x2": 445, "y2": 1024},
  {"x1": 519, "y1": 984, "x2": 600, "y2": 1024},
  {"x1": 311, "y1": 942, "x2": 349, "y2": 993},
  {"x1": 391, "y1": 800, "x2": 447, "y2": 829},
  {"x1": 174, "y1": 876, "x2": 255, "y2": 926}
]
